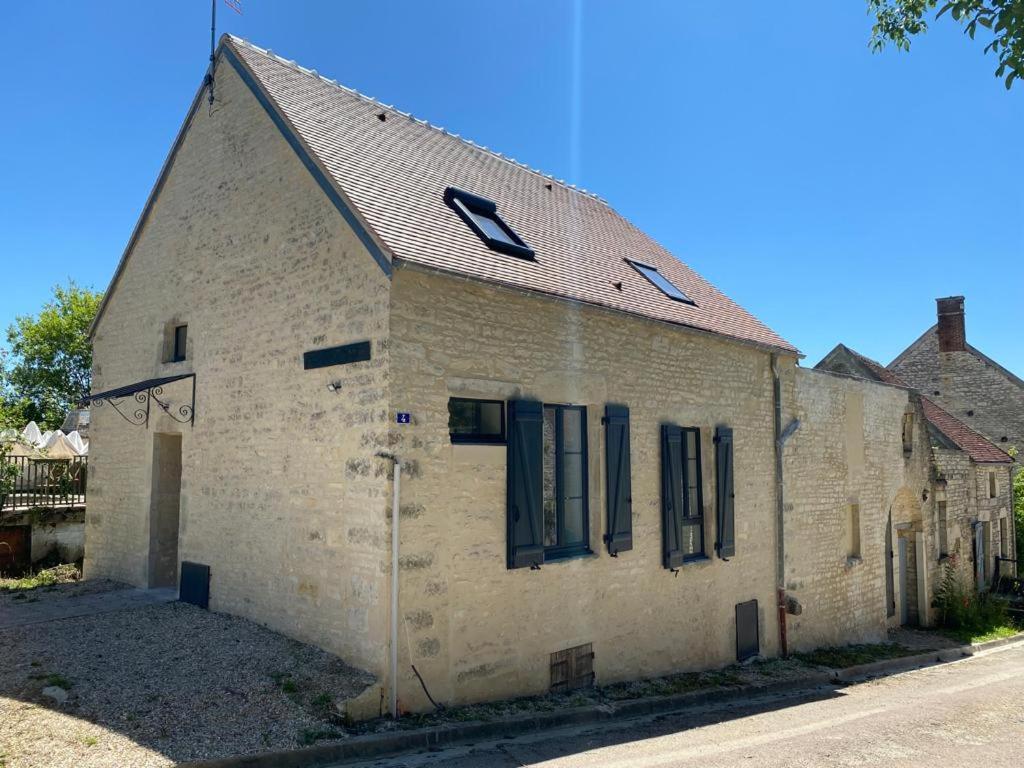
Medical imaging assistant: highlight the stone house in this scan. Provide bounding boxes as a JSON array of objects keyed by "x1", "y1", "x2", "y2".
[
  {"x1": 816, "y1": 344, "x2": 1015, "y2": 613},
  {"x1": 84, "y1": 36, "x2": 949, "y2": 714},
  {"x1": 891, "y1": 297, "x2": 1024, "y2": 461}
]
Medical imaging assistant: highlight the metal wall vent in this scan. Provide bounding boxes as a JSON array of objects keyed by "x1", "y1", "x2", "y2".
[
  {"x1": 735, "y1": 599, "x2": 760, "y2": 662},
  {"x1": 179, "y1": 561, "x2": 211, "y2": 609}
]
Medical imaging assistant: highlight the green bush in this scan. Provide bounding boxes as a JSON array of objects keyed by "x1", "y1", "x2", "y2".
[{"x1": 934, "y1": 561, "x2": 1009, "y2": 638}]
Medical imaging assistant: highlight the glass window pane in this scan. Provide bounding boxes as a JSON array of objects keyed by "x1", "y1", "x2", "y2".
[
  {"x1": 449, "y1": 399, "x2": 503, "y2": 440},
  {"x1": 543, "y1": 407, "x2": 557, "y2": 547},
  {"x1": 631, "y1": 261, "x2": 690, "y2": 302},
  {"x1": 469, "y1": 210, "x2": 515, "y2": 245},
  {"x1": 562, "y1": 408, "x2": 582, "y2": 452},
  {"x1": 478, "y1": 401, "x2": 502, "y2": 435},
  {"x1": 563, "y1": 452, "x2": 584, "y2": 499},
  {"x1": 563, "y1": 497, "x2": 585, "y2": 546},
  {"x1": 683, "y1": 521, "x2": 702, "y2": 557},
  {"x1": 448, "y1": 399, "x2": 478, "y2": 435}
]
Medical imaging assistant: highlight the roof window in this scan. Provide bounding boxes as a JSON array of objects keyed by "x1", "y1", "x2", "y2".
[
  {"x1": 626, "y1": 259, "x2": 694, "y2": 304},
  {"x1": 444, "y1": 187, "x2": 534, "y2": 259}
]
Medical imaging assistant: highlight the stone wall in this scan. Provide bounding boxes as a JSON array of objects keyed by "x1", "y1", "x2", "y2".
[
  {"x1": 85, "y1": 58, "x2": 392, "y2": 677},
  {"x1": 782, "y1": 368, "x2": 929, "y2": 650},
  {"x1": 891, "y1": 329, "x2": 1024, "y2": 459},
  {"x1": 388, "y1": 264, "x2": 796, "y2": 710}
]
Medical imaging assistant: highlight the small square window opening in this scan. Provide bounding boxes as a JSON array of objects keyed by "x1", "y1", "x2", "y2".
[
  {"x1": 626, "y1": 259, "x2": 695, "y2": 304},
  {"x1": 444, "y1": 187, "x2": 534, "y2": 259},
  {"x1": 901, "y1": 412, "x2": 914, "y2": 453},
  {"x1": 848, "y1": 504, "x2": 861, "y2": 560},
  {"x1": 449, "y1": 398, "x2": 505, "y2": 444},
  {"x1": 172, "y1": 324, "x2": 188, "y2": 363}
]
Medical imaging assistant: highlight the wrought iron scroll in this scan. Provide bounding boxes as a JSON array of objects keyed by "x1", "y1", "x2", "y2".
[
  {"x1": 87, "y1": 374, "x2": 195, "y2": 429},
  {"x1": 93, "y1": 390, "x2": 150, "y2": 426}
]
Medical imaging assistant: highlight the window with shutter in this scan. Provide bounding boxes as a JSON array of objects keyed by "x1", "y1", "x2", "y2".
[
  {"x1": 542, "y1": 404, "x2": 590, "y2": 559},
  {"x1": 715, "y1": 426, "x2": 735, "y2": 559},
  {"x1": 661, "y1": 425, "x2": 684, "y2": 569},
  {"x1": 507, "y1": 400, "x2": 545, "y2": 569},
  {"x1": 661, "y1": 424, "x2": 705, "y2": 568},
  {"x1": 604, "y1": 405, "x2": 632, "y2": 556}
]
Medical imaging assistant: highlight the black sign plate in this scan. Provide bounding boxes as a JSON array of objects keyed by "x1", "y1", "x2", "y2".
[{"x1": 303, "y1": 341, "x2": 371, "y2": 370}]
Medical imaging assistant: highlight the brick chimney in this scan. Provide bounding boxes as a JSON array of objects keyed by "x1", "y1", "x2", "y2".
[{"x1": 936, "y1": 296, "x2": 966, "y2": 352}]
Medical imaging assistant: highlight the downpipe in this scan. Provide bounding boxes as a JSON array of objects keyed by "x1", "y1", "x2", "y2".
[
  {"x1": 377, "y1": 451, "x2": 401, "y2": 718},
  {"x1": 771, "y1": 355, "x2": 800, "y2": 657}
]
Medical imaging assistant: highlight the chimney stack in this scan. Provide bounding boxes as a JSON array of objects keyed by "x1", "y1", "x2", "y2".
[{"x1": 936, "y1": 296, "x2": 966, "y2": 352}]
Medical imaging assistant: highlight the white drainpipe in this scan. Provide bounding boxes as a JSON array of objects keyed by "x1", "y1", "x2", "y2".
[{"x1": 387, "y1": 454, "x2": 402, "y2": 718}]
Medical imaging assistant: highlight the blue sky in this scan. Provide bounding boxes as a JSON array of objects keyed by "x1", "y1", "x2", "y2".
[{"x1": 1, "y1": 1, "x2": 1020, "y2": 371}]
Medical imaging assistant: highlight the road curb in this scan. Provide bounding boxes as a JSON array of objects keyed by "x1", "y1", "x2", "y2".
[
  {"x1": 179, "y1": 634, "x2": 1024, "y2": 768},
  {"x1": 178, "y1": 674, "x2": 834, "y2": 768},
  {"x1": 829, "y1": 632, "x2": 1024, "y2": 682}
]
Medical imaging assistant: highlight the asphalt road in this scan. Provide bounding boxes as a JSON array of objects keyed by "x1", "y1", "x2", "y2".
[{"x1": 343, "y1": 643, "x2": 1024, "y2": 768}]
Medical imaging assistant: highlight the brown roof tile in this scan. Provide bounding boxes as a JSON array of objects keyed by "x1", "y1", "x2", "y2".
[
  {"x1": 227, "y1": 37, "x2": 798, "y2": 355},
  {"x1": 920, "y1": 397, "x2": 1013, "y2": 464}
]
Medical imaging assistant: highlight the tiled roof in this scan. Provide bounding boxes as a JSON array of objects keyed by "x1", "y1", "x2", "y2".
[
  {"x1": 226, "y1": 37, "x2": 798, "y2": 355},
  {"x1": 837, "y1": 346, "x2": 1012, "y2": 464},
  {"x1": 919, "y1": 397, "x2": 1013, "y2": 464}
]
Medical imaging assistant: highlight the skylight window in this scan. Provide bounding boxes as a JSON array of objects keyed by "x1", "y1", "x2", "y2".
[
  {"x1": 444, "y1": 187, "x2": 534, "y2": 259},
  {"x1": 627, "y1": 259, "x2": 694, "y2": 304}
]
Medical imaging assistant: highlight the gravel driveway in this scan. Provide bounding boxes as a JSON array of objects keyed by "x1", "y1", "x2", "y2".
[{"x1": 0, "y1": 598, "x2": 374, "y2": 767}]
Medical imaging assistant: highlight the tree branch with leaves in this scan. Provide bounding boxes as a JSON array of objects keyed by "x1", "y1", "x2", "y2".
[
  {"x1": 869, "y1": 0, "x2": 1024, "y2": 88},
  {"x1": 1, "y1": 282, "x2": 102, "y2": 430}
]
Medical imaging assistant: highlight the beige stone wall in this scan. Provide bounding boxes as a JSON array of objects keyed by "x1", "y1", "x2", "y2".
[
  {"x1": 931, "y1": 452, "x2": 1015, "y2": 593},
  {"x1": 783, "y1": 368, "x2": 929, "y2": 650},
  {"x1": 387, "y1": 264, "x2": 792, "y2": 710},
  {"x1": 85, "y1": 58, "x2": 392, "y2": 676}
]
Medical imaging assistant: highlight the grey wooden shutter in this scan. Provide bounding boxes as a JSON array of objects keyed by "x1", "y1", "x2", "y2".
[
  {"x1": 661, "y1": 424, "x2": 685, "y2": 569},
  {"x1": 603, "y1": 405, "x2": 633, "y2": 556},
  {"x1": 715, "y1": 426, "x2": 735, "y2": 559},
  {"x1": 507, "y1": 400, "x2": 544, "y2": 569}
]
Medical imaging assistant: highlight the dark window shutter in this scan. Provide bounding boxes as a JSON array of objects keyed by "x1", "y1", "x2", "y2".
[
  {"x1": 715, "y1": 426, "x2": 735, "y2": 559},
  {"x1": 661, "y1": 424, "x2": 685, "y2": 569},
  {"x1": 603, "y1": 404, "x2": 633, "y2": 556},
  {"x1": 507, "y1": 400, "x2": 545, "y2": 569}
]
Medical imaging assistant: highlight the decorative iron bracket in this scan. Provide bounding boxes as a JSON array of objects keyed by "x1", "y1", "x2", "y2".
[{"x1": 81, "y1": 373, "x2": 196, "y2": 429}]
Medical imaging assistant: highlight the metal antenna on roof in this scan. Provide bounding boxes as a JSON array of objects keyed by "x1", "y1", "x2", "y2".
[{"x1": 204, "y1": 0, "x2": 217, "y2": 107}]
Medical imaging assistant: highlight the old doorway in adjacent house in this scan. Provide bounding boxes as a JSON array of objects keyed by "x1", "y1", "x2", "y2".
[
  {"x1": 974, "y1": 522, "x2": 990, "y2": 592},
  {"x1": 148, "y1": 433, "x2": 182, "y2": 589},
  {"x1": 885, "y1": 510, "x2": 896, "y2": 619},
  {"x1": 898, "y1": 536, "x2": 910, "y2": 625}
]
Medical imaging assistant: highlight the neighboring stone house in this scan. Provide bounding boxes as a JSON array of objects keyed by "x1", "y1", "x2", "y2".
[
  {"x1": 891, "y1": 296, "x2": 1024, "y2": 460},
  {"x1": 816, "y1": 344, "x2": 1015, "y2": 611},
  {"x1": 84, "y1": 36, "x2": 943, "y2": 715}
]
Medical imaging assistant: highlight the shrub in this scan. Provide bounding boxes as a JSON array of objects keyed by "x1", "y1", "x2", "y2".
[{"x1": 934, "y1": 560, "x2": 1008, "y2": 636}]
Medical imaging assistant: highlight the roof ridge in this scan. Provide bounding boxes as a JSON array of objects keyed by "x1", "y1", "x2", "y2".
[{"x1": 224, "y1": 35, "x2": 608, "y2": 205}]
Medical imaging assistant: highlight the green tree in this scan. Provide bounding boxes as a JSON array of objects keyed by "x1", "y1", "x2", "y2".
[
  {"x1": 1013, "y1": 466, "x2": 1023, "y2": 576},
  {"x1": 1, "y1": 282, "x2": 103, "y2": 430},
  {"x1": 868, "y1": 1, "x2": 1024, "y2": 88}
]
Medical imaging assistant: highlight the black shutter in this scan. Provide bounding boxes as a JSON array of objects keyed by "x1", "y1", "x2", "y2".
[
  {"x1": 507, "y1": 400, "x2": 544, "y2": 569},
  {"x1": 603, "y1": 405, "x2": 633, "y2": 556},
  {"x1": 661, "y1": 424, "x2": 685, "y2": 569},
  {"x1": 715, "y1": 426, "x2": 735, "y2": 559}
]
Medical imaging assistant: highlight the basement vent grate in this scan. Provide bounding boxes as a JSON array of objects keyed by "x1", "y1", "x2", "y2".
[{"x1": 550, "y1": 642, "x2": 595, "y2": 692}]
